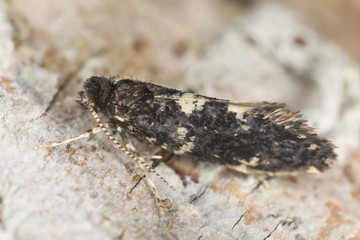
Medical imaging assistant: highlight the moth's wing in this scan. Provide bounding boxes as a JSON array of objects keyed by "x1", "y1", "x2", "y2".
[
  {"x1": 156, "y1": 94, "x2": 305, "y2": 126},
  {"x1": 138, "y1": 92, "x2": 336, "y2": 175}
]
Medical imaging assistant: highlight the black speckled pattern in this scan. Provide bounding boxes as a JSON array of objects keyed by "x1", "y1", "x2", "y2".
[{"x1": 79, "y1": 76, "x2": 336, "y2": 174}]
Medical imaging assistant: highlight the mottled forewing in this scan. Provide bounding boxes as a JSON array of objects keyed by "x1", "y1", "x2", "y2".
[{"x1": 110, "y1": 80, "x2": 336, "y2": 175}]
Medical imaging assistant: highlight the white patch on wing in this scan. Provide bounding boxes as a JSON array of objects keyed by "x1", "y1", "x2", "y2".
[
  {"x1": 249, "y1": 157, "x2": 260, "y2": 166},
  {"x1": 227, "y1": 104, "x2": 251, "y2": 121},
  {"x1": 229, "y1": 164, "x2": 249, "y2": 174},
  {"x1": 176, "y1": 127, "x2": 188, "y2": 139},
  {"x1": 173, "y1": 135, "x2": 195, "y2": 154},
  {"x1": 159, "y1": 102, "x2": 165, "y2": 111},
  {"x1": 237, "y1": 157, "x2": 260, "y2": 167},
  {"x1": 306, "y1": 166, "x2": 320, "y2": 173},
  {"x1": 176, "y1": 93, "x2": 207, "y2": 116},
  {"x1": 309, "y1": 144, "x2": 317, "y2": 150},
  {"x1": 146, "y1": 137, "x2": 157, "y2": 143},
  {"x1": 241, "y1": 125, "x2": 250, "y2": 131},
  {"x1": 173, "y1": 141, "x2": 195, "y2": 154}
]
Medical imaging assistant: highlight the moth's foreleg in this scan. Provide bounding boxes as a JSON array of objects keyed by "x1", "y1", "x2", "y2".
[
  {"x1": 34, "y1": 123, "x2": 115, "y2": 150},
  {"x1": 116, "y1": 127, "x2": 175, "y2": 191},
  {"x1": 150, "y1": 150, "x2": 174, "y2": 168},
  {"x1": 88, "y1": 102, "x2": 174, "y2": 216}
]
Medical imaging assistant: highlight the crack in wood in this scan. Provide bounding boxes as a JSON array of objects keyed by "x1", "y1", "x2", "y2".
[
  {"x1": 43, "y1": 64, "x2": 83, "y2": 115},
  {"x1": 231, "y1": 210, "x2": 248, "y2": 230},
  {"x1": 245, "y1": 176, "x2": 273, "y2": 197},
  {"x1": 263, "y1": 220, "x2": 294, "y2": 240},
  {"x1": 190, "y1": 184, "x2": 209, "y2": 204},
  {"x1": 263, "y1": 221, "x2": 283, "y2": 240},
  {"x1": 126, "y1": 154, "x2": 169, "y2": 195},
  {"x1": 245, "y1": 180, "x2": 263, "y2": 197},
  {"x1": 43, "y1": 47, "x2": 108, "y2": 115},
  {"x1": 199, "y1": 221, "x2": 208, "y2": 231},
  {"x1": 128, "y1": 175, "x2": 145, "y2": 194}
]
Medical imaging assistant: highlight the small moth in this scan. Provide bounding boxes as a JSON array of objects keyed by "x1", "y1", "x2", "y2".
[
  {"x1": 36, "y1": 76, "x2": 336, "y2": 215},
  {"x1": 75, "y1": 76, "x2": 335, "y2": 176}
]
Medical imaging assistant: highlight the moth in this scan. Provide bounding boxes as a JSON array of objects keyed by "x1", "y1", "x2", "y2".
[
  {"x1": 36, "y1": 76, "x2": 336, "y2": 215},
  {"x1": 75, "y1": 76, "x2": 335, "y2": 176}
]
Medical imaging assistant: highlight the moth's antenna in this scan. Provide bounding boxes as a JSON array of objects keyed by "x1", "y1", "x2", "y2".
[{"x1": 88, "y1": 101, "x2": 175, "y2": 191}]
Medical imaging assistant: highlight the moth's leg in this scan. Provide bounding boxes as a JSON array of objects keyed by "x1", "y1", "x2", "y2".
[
  {"x1": 34, "y1": 123, "x2": 115, "y2": 150},
  {"x1": 150, "y1": 150, "x2": 174, "y2": 168},
  {"x1": 115, "y1": 126, "x2": 175, "y2": 190},
  {"x1": 133, "y1": 151, "x2": 172, "y2": 166},
  {"x1": 114, "y1": 127, "x2": 172, "y2": 216},
  {"x1": 140, "y1": 154, "x2": 163, "y2": 161},
  {"x1": 256, "y1": 176, "x2": 272, "y2": 189},
  {"x1": 88, "y1": 102, "x2": 173, "y2": 216}
]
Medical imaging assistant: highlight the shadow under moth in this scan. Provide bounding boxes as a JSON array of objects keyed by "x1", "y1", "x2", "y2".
[{"x1": 37, "y1": 76, "x2": 336, "y2": 214}]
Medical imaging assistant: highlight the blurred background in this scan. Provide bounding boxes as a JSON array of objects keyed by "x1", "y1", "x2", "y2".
[{"x1": 278, "y1": 0, "x2": 360, "y2": 62}]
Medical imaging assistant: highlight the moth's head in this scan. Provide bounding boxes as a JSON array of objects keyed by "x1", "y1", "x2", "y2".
[{"x1": 78, "y1": 76, "x2": 115, "y2": 113}]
